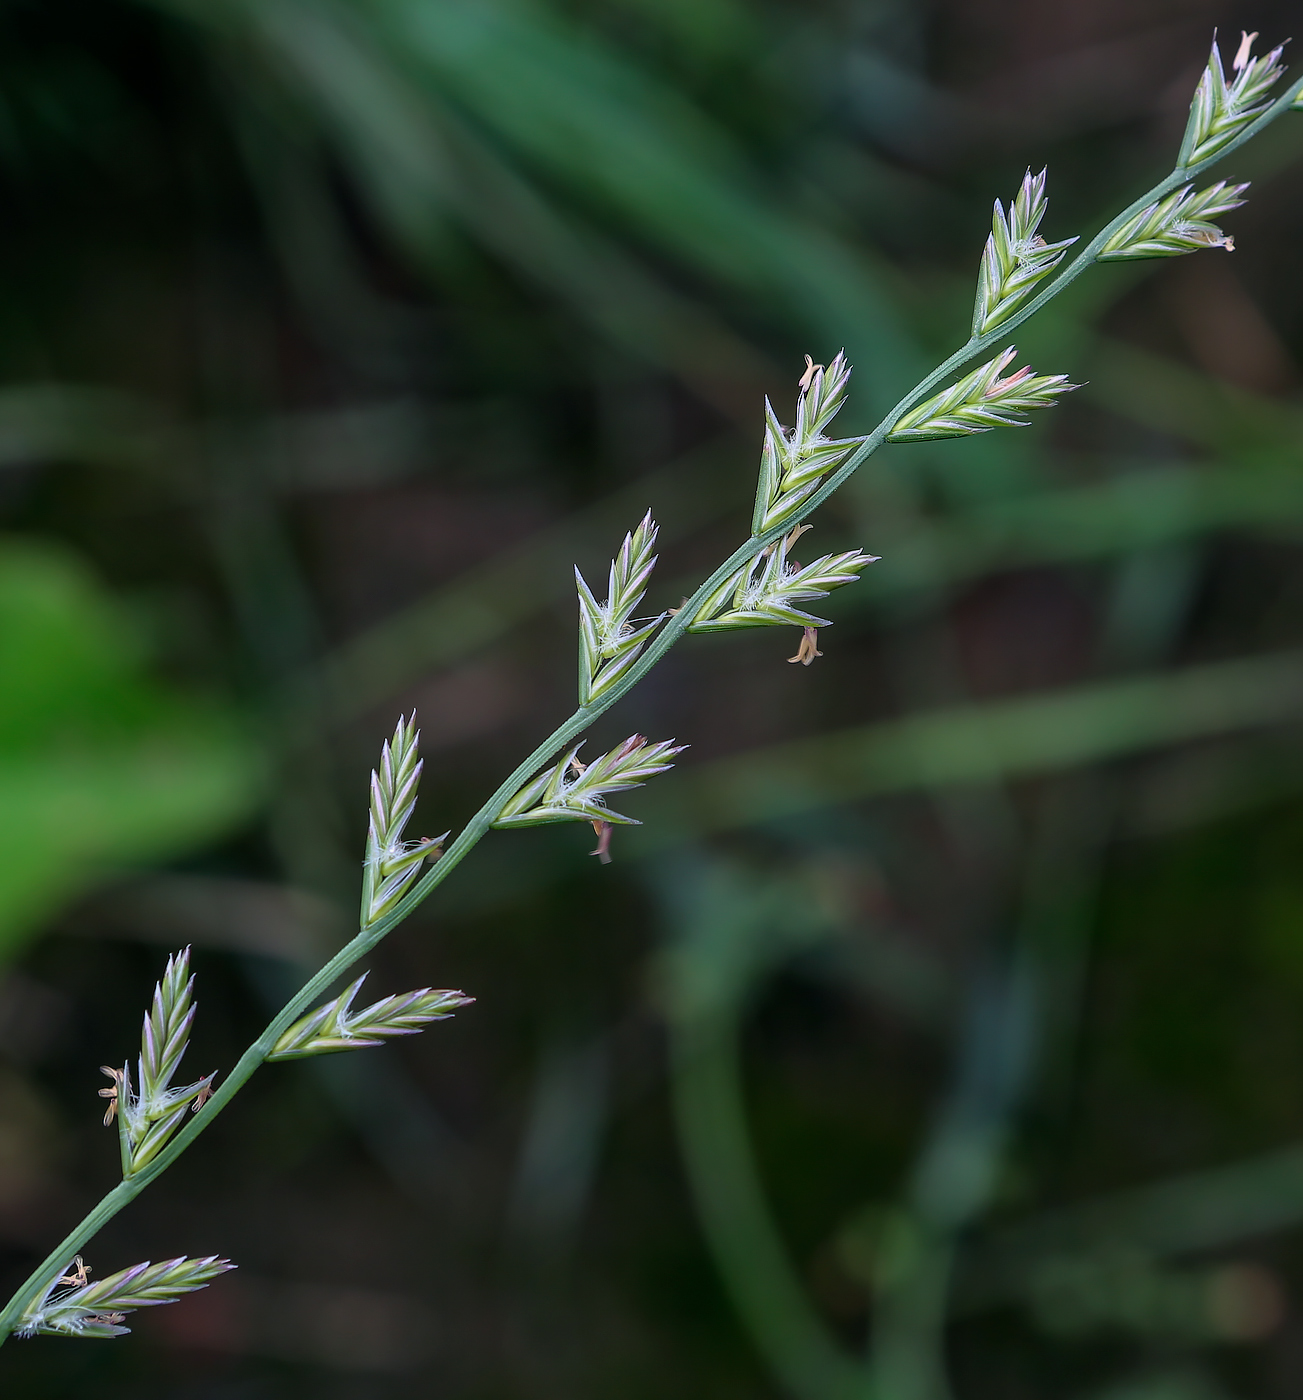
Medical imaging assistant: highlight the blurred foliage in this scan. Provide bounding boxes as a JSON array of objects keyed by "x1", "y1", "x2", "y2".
[
  {"x1": 0, "y1": 540, "x2": 259, "y2": 962},
  {"x1": 3, "y1": 0, "x2": 1303, "y2": 1398}
]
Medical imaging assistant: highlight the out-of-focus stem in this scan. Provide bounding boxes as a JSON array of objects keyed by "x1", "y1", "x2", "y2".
[{"x1": 671, "y1": 1013, "x2": 872, "y2": 1400}]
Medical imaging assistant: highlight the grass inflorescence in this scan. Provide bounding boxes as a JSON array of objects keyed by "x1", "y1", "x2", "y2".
[{"x1": 1, "y1": 25, "x2": 1300, "y2": 1356}]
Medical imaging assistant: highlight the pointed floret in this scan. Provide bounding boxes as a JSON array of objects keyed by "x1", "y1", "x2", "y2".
[
  {"x1": 494, "y1": 734, "x2": 686, "y2": 829},
  {"x1": 16, "y1": 1255, "x2": 234, "y2": 1339},
  {"x1": 268, "y1": 975, "x2": 472, "y2": 1060},
  {"x1": 887, "y1": 347, "x2": 1077, "y2": 442},
  {"x1": 752, "y1": 354, "x2": 861, "y2": 534},
  {"x1": 361, "y1": 714, "x2": 447, "y2": 927},
  {"x1": 972, "y1": 169, "x2": 1078, "y2": 336},
  {"x1": 576, "y1": 512, "x2": 665, "y2": 705},
  {"x1": 110, "y1": 948, "x2": 218, "y2": 1177},
  {"x1": 689, "y1": 528, "x2": 878, "y2": 634},
  {"x1": 1180, "y1": 32, "x2": 1287, "y2": 168},
  {"x1": 1097, "y1": 181, "x2": 1249, "y2": 260}
]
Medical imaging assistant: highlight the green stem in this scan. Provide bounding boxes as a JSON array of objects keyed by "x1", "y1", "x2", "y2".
[
  {"x1": 3, "y1": 76, "x2": 1300, "y2": 1347},
  {"x1": 672, "y1": 1011, "x2": 871, "y2": 1400}
]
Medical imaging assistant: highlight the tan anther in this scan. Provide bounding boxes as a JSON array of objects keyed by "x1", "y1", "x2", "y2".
[
  {"x1": 798, "y1": 355, "x2": 823, "y2": 392},
  {"x1": 1234, "y1": 31, "x2": 1259, "y2": 71},
  {"x1": 99, "y1": 1066, "x2": 122, "y2": 1127},
  {"x1": 788, "y1": 627, "x2": 823, "y2": 666},
  {"x1": 590, "y1": 821, "x2": 614, "y2": 864}
]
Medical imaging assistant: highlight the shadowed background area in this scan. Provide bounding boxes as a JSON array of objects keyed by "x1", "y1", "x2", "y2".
[{"x1": 2, "y1": 0, "x2": 1303, "y2": 1396}]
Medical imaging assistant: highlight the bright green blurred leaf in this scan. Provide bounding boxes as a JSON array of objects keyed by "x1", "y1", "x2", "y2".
[{"x1": 0, "y1": 539, "x2": 262, "y2": 962}]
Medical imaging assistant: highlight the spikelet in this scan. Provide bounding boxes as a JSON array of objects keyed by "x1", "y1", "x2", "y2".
[
  {"x1": 16, "y1": 1255, "x2": 234, "y2": 1339},
  {"x1": 361, "y1": 714, "x2": 448, "y2": 928},
  {"x1": 689, "y1": 527, "x2": 878, "y2": 634},
  {"x1": 1097, "y1": 180, "x2": 1249, "y2": 260},
  {"x1": 494, "y1": 734, "x2": 685, "y2": 829},
  {"x1": 1180, "y1": 31, "x2": 1287, "y2": 169},
  {"x1": 752, "y1": 354, "x2": 860, "y2": 534},
  {"x1": 103, "y1": 949, "x2": 217, "y2": 1177},
  {"x1": 887, "y1": 347, "x2": 1077, "y2": 442},
  {"x1": 972, "y1": 169, "x2": 1078, "y2": 336},
  {"x1": 268, "y1": 976, "x2": 472, "y2": 1060},
  {"x1": 576, "y1": 512, "x2": 664, "y2": 705}
]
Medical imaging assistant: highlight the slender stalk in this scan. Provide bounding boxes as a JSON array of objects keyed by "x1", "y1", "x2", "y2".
[
  {"x1": 2, "y1": 72, "x2": 1300, "y2": 1347},
  {"x1": 673, "y1": 1012, "x2": 870, "y2": 1400}
]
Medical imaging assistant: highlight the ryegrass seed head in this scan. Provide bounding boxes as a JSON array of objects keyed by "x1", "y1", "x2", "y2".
[
  {"x1": 16, "y1": 1255, "x2": 234, "y2": 1340},
  {"x1": 1181, "y1": 31, "x2": 1287, "y2": 168},
  {"x1": 1098, "y1": 181, "x2": 1250, "y2": 260},
  {"x1": 972, "y1": 168, "x2": 1078, "y2": 336},
  {"x1": 752, "y1": 353, "x2": 861, "y2": 534},
  {"x1": 269, "y1": 974, "x2": 472, "y2": 1061},
  {"x1": 887, "y1": 347, "x2": 1077, "y2": 442}
]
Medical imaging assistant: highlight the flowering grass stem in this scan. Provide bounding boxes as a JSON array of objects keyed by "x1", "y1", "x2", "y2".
[{"x1": 2, "y1": 42, "x2": 1301, "y2": 1349}]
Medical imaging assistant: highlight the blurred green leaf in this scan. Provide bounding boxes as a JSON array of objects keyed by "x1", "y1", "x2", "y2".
[
  {"x1": 640, "y1": 649, "x2": 1303, "y2": 840},
  {"x1": 156, "y1": 0, "x2": 924, "y2": 404},
  {"x1": 955, "y1": 1138, "x2": 1303, "y2": 1314},
  {"x1": 0, "y1": 539, "x2": 262, "y2": 961}
]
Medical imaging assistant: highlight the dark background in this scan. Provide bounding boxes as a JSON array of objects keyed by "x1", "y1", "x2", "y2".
[{"x1": 2, "y1": 1, "x2": 1303, "y2": 1397}]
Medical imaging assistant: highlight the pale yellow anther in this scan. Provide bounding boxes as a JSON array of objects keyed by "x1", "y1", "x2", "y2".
[
  {"x1": 1233, "y1": 31, "x2": 1259, "y2": 72},
  {"x1": 787, "y1": 627, "x2": 823, "y2": 666}
]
